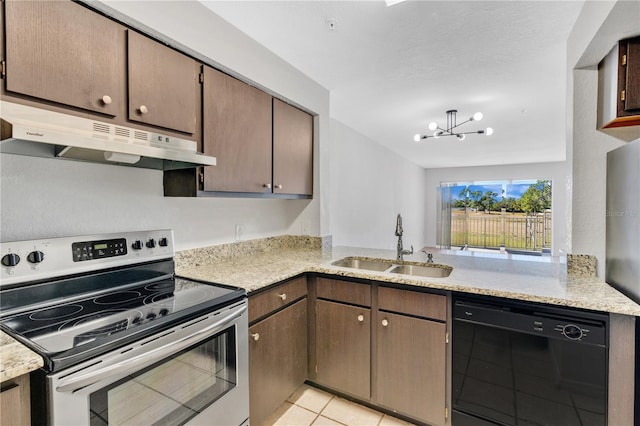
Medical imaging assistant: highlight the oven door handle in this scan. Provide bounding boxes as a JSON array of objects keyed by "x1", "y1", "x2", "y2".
[{"x1": 55, "y1": 305, "x2": 246, "y2": 393}]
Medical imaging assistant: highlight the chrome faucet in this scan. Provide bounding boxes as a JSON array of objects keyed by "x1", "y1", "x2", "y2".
[{"x1": 395, "y1": 214, "x2": 413, "y2": 261}]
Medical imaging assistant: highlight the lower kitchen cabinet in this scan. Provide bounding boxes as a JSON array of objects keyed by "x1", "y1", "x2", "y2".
[
  {"x1": 0, "y1": 373, "x2": 30, "y2": 426},
  {"x1": 376, "y1": 311, "x2": 446, "y2": 425},
  {"x1": 315, "y1": 299, "x2": 371, "y2": 400},
  {"x1": 311, "y1": 277, "x2": 449, "y2": 425},
  {"x1": 249, "y1": 297, "x2": 307, "y2": 426}
]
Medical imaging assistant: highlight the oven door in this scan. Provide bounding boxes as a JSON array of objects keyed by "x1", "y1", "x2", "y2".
[{"x1": 43, "y1": 301, "x2": 248, "y2": 426}]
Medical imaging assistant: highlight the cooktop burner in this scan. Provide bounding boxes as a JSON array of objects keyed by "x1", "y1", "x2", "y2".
[
  {"x1": 94, "y1": 290, "x2": 142, "y2": 305},
  {"x1": 29, "y1": 304, "x2": 84, "y2": 321}
]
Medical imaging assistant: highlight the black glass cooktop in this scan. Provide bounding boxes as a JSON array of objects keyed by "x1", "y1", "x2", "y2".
[{"x1": 0, "y1": 260, "x2": 245, "y2": 372}]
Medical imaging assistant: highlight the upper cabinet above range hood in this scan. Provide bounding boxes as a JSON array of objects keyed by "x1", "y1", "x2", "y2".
[{"x1": 0, "y1": 102, "x2": 217, "y2": 170}]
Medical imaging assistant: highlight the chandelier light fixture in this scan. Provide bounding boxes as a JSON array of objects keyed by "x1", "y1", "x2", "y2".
[{"x1": 413, "y1": 109, "x2": 494, "y2": 142}]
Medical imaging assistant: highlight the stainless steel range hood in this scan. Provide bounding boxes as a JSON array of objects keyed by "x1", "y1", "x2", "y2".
[{"x1": 0, "y1": 101, "x2": 216, "y2": 170}]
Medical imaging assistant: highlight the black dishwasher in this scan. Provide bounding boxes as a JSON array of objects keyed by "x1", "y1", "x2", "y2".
[{"x1": 452, "y1": 295, "x2": 608, "y2": 426}]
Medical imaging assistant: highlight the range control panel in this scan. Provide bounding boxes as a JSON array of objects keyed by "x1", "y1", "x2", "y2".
[
  {"x1": 72, "y1": 238, "x2": 128, "y2": 262},
  {"x1": 1, "y1": 230, "x2": 174, "y2": 287}
]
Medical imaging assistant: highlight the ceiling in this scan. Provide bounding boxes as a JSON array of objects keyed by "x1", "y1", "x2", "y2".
[{"x1": 200, "y1": 1, "x2": 585, "y2": 169}]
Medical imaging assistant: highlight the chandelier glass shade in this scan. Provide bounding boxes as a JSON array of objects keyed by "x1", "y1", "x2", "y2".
[{"x1": 414, "y1": 109, "x2": 493, "y2": 142}]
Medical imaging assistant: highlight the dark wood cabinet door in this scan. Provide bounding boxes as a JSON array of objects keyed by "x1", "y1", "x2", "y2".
[
  {"x1": 249, "y1": 299, "x2": 307, "y2": 426},
  {"x1": 4, "y1": 0, "x2": 124, "y2": 117},
  {"x1": 622, "y1": 37, "x2": 640, "y2": 113},
  {"x1": 376, "y1": 311, "x2": 446, "y2": 425},
  {"x1": 315, "y1": 300, "x2": 370, "y2": 400},
  {"x1": 273, "y1": 99, "x2": 313, "y2": 196},
  {"x1": 202, "y1": 67, "x2": 272, "y2": 192},
  {"x1": 127, "y1": 31, "x2": 198, "y2": 134}
]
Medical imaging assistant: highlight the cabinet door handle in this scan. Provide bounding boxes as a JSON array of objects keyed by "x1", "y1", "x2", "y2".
[
  {"x1": 101, "y1": 95, "x2": 112, "y2": 105},
  {"x1": 357, "y1": 314, "x2": 364, "y2": 322},
  {"x1": 381, "y1": 319, "x2": 389, "y2": 327},
  {"x1": 251, "y1": 333, "x2": 260, "y2": 341},
  {"x1": 139, "y1": 105, "x2": 149, "y2": 114},
  {"x1": 275, "y1": 184, "x2": 283, "y2": 189},
  {"x1": 264, "y1": 183, "x2": 272, "y2": 189},
  {"x1": 278, "y1": 293, "x2": 287, "y2": 301}
]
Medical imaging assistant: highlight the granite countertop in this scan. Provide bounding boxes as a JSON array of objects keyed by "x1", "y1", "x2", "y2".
[
  {"x1": 0, "y1": 331, "x2": 43, "y2": 383},
  {"x1": 177, "y1": 245, "x2": 640, "y2": 317},
  {"x1": 3, "y1": 243, "x2": 639, "y2": 383}
]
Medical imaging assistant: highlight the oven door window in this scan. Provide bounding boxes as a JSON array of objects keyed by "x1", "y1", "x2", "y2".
[{"x1": 89, "y1": 328, "x2": 236, "y2": 426}]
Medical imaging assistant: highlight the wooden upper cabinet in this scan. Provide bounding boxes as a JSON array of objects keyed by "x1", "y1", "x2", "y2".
[
  {"x1": 202, "y1": 67, "x2": 272, "y2": 192},
  {"x1": 127, "y1": 31, "x2": 198, "y2": 134},
  {"x1": 620, "y1": 37, "x2": 640, "y2": 114},
  {"x1": 273, "y1": 99, "x2": 313, "y2": 196},
  {"x1": 4, "y1": 0, "x2": 124, "y2": 117}
]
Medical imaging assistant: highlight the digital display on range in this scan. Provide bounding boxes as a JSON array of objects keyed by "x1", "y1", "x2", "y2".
[{"x1": 72, "y1": 238, "x2": 127, "y2": 262}]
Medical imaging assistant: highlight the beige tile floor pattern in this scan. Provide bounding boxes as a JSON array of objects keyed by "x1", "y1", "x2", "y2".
[{"x1": 264, "y1": 384, "x2": 416, "y2": 426}]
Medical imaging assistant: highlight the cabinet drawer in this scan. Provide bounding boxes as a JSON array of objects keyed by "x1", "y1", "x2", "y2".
[
  {"x1": 249, "y1": 277, "x2": 307, "y2": 323},
  {"x1": 378, "y1": 286, "x2": 446, "y2": 321},
  {"x1": 316, "y1": 277, "x2": 371, "y2": 307}
]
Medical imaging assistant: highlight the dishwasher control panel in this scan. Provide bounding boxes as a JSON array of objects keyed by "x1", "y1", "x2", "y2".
[{"x1": 453, "y1": 298, "x2": 607, "y2": 346}]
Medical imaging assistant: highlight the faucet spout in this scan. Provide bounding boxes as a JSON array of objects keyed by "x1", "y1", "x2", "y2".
[
  {"x1": 395, "y1": 214, "x2": 413, "y2": 260},
  {"x1": 395, "y1": 213, "x2": 403, "y2": 237}
]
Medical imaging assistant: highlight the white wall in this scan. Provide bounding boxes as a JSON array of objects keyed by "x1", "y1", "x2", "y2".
[
  {"x1": 0, "y1": 1, "x2": 330, "y2": 250},
  {"x1": 424, "y1": 162, "x2": 568, "y2": 256},
  {"x1": 330, "y1": 120, "x2": 427, "y2": 251},
  {"x1": 566, "y1": 0, "x2": 639, "y2": 277}
]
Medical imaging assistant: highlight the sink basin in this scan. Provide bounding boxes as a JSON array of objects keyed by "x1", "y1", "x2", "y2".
[
  {"x1": 331, "y1": 257, "x2": 393, "y2": 272},
  {"x1": 389, "y1": 264, "x2": 452, "y2": 278}
]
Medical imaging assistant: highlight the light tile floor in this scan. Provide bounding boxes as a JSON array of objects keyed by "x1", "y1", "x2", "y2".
[{"x1": 264, "y1": 384, "x2": 416, "y2": 426}]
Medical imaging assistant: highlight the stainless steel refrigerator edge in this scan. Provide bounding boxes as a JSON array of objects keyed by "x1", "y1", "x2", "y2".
[
  {"x1": 606, "y1": 138, "x2": 640, "y2": 303},
  {"x1": 606, "y1": 137, "x2": 640, "y2": 426}
]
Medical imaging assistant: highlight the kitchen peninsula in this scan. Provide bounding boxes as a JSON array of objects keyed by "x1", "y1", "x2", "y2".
[
  {"x1": 175, "y1": 236, "x2": 638, "y2": 426},
  {"x1": 173, "y1": 237, "x2": 640, "y2": 316}
]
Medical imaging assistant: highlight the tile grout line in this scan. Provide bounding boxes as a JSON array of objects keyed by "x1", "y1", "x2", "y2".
[{"x1": 317, "y1": 394, "x2": 335, "y2": 416}]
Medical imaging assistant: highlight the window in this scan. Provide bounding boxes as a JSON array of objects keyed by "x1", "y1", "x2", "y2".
[{"x1": 437, "y1": 179, "x2": 552, "y2": 255}]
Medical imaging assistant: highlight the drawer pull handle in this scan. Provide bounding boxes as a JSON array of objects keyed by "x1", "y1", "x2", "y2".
[
  {"x1": 357, "y1": 314, "x2": 364, "y2": 322},
  {"x1": 101, "y1": 95, "x2": 112, "y2": 105},
  {"x1": 264, "y1": 183, "x2": 272, "y2": 189},
  {"x1": 139, "y1": 105, "x2": 149, "y2": 114},
  {"x1": 278, "y1": 293, "x2": 287, "y2": 301},
  {"x1": 275, "y1": 184, "x2": 283, "y2": 189},
  {"x1": 251, "y1": 333, "x2": 260, "y2": 341},
  {"x1": 381, "y1": 319, "x2": 389, "y2": 327}
]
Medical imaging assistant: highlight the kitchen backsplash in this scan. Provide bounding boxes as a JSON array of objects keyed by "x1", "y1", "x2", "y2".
[
  {"x1": 175, "y1": 235, "x2": 332, "y2": 269},
  {"x1": 567, "y1": 254, "x2": 597, "y2": 277}
]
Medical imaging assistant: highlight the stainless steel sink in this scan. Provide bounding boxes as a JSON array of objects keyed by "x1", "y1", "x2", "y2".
[
  {"x1": 388, "y1": 264, "x2": 452, "y2": 278},
  {"x1": 331, "y1": 257, "x2": 393, "y2": 272},
  {"x1": 331, "y1": 256, "x2": 452, "y2": 278}
]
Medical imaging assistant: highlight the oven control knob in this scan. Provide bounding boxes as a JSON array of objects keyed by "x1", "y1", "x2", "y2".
[
  {"x1": 132, "y1": 240, "x2": 143, "y2": 250},
  {"x1": 1, "y1": 253, "x2": 20, "y2": 267},
  {"x1": 146, "y1": 312, "x2": 157, "y2": 320},
  {"x1": 562, "y1": 324, "x2": 583, "y2": 340},
  {"x1": 27, "y1": 250, "x2": 45, "y2": 264},
  {"x1": 159, "y1": 308, "x2": 169, "y2": 317},
  {"x1": 146, "y1": 239, "x2": 156, "y2": 249},
  {"x1": 132, "y1": 315, "x2": 143, "y2": 325},
  {"x1": 158, "y1": 237, "x2": 168, "y2": 247}
]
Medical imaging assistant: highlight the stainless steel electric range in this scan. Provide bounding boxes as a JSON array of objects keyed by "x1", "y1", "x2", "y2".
[{"x1": 0, "y1": 230, "x2": 249, "y2": 426}]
